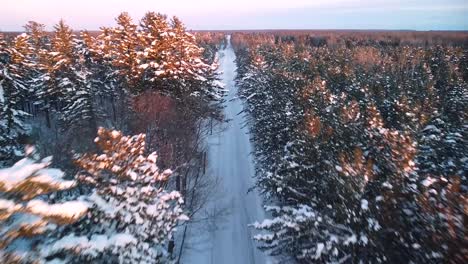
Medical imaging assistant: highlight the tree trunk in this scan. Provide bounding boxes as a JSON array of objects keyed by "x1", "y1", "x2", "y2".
[
  {"x1": 111, "y1": 95, "x2": 117, "y2": 122},
  {"x1": 45, "y1": 106, "x2": 51, "y2": 128},
  {"x1": 168, "y1": 239, "x2": 175, "y2": 259}
]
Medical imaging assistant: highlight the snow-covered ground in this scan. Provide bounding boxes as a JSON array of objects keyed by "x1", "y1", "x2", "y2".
[{"x1": 181, "y1": 35, "x2": 269, "y2": 264}]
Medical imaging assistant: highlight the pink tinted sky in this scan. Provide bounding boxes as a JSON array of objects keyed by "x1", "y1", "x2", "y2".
[{"x1": 1, "y1": 0, "x2": 467, "y2": 31}]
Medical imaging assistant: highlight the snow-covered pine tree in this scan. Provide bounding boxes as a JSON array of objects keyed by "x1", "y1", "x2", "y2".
[
  {"x1": 23, "y1": 20, "x2": 49, "y2": 75},
  {"x1": 137, "y1": 11, "x2": 172, "y2": 85},
  {"x1": 0, "y1": 146, "x2": 88, "y2": 262},
  {"x1": 24, "y1": 21, "x2": 48, "y2": 52},
  {"x1": 40, "y1": 19, "x2": 75, "y2": 114},
  {"x1": 47, "y1": 20, "x2": 98, "y2": 134},
  {"x1": 102, "y1": 12, "x2": 139, "y2": 90},
  {"x1": 410, "y1": 114, "x2": 466, "y2": 262},
  {"x1": 23, "y1": 21, "x2": 52, "y2": 126},
  {"x1": 96, "y1": 14, "x2": 138, "y2": 126},
  {"x1": 92, "y1": 28, "x2": 122, "y2": 124},
  {"x1": 57, "y1": 128, "x2": 188, "y2": 263},
  {"x1": 59, "y1": 30, "x2": 101, "y2": 135},
  {"x1": 10, "y1": 33, "x2": 34, "y2": 100},
  {"x1": 136, "y1": 12, "x2": 224, "y2": 99},
  {"x1": 0, "y1": 33, "x2": 32, "y2": 164},
  {"x1": 170, "y1": 16, "x2": 224, "y2": 99}
]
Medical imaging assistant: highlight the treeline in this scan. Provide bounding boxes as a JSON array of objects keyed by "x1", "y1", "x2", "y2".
[
  {"x1": 233, "y1": 32, "x2": 466, "y2": 263},
  {"x1": 231, "y1": 30, "x2": 468, "y2": 48},
  {"x1": 0, "y1": 12, "x2": 225, "y2": 262}
]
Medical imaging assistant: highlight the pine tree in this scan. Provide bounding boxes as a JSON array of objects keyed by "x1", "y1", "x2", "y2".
[
  {"x1": 92, "y1": 28, "x2": 122, "y2": 123},
  {"x1": 0, "y1": 146, "x2": 88, "y2": 262},
  {"x1": 58, "y1": 128, "x2": 188, "y2": 263},
  {"x1": 0, "y1": 33, "x2": 32, "y2": 164},
  {"x1": 137, "y1": 12, "x2": 172, "y2": 86},
  {"x1": 44, "y1": 20, "x2": 98, "y2": 134},
  {"x1": 24, "y1": 21, "x2": 52, "y2": 126},
  {"x1": 97, "y1": 13, "x2": 138, "y2": 126},
  {"x1": 104, "y1": 12, "x2": 139, "y2": 89},
  {"x1": 59, "y1": 31, "x2": 99, "y2": 134},
  {"x1": 411, "y1": 116, "x2": 466, "y2": 262},
  {"x1": 41, "y1": 19, "x2": 76, "y2": 110},
  {"x1": 136, "y1": 13, "x2": 224, "y2": 98}
]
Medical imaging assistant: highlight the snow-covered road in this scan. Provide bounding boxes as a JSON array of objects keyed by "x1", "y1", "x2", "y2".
[{"x1": 182, "y1": 35, "x2": 269, "y2": 264}]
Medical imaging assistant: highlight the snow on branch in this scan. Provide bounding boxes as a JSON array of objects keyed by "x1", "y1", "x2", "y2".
[
  {"x1": 0, "y1": 148, "x2": 87, "y2": 261},
  {"x1": 71, "y1": 128, "x2": 188, "y2": 262}
]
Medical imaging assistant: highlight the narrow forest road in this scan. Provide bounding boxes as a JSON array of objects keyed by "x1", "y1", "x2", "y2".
[{"x1": 183, "y1": 35, "x2": 269, "y2": 264}]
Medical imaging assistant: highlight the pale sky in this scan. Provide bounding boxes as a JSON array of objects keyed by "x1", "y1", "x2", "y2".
[{"x1": 1, "y1": 0, "x2": 467, "y2": 31}]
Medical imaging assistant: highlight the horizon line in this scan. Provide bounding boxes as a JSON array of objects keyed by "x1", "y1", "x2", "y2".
[{"x1": 2, "y1": 28, "x2": 468, "y2": 33}]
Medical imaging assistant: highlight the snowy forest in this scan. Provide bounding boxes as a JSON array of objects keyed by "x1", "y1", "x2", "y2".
[
  {"x1": 0, "y1": 8, "x2": 467, "y2": 264},
  {"x1": 0, "y1": 12, "x2": 226, "y2": 263},
  {"x1": 232, "y1": 32, "x2": 467, "y2": 263}
]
